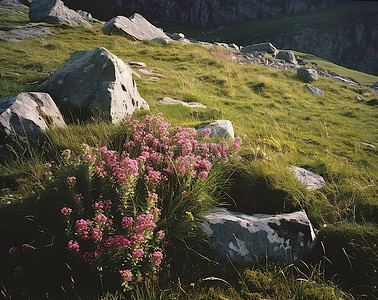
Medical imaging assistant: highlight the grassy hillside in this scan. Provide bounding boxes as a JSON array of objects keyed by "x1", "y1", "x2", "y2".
[{"x1": 0, "y1": 5, "x2": 377, "y2": 299}]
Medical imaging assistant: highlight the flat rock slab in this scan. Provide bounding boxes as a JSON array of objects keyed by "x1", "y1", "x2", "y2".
[
  {"x1": 0, "y1": 24, "x2": 53, "y2": 41},
  {"x1": 277, "y1": 50, "x2": 297, "y2": 65},
  {"x1": 0, "y1": 92, "x2": 65, "y2": 146},
  {"x1": 159, "y1": 97, "x2": 206, "y2": 108},
  {"x1": 201, "y1": 210, "x2": 316, "y2": 264},
  {"x1": 37, "y1": 47, "x2": 149, "y2": 123},
  {"x1": 289, "y1": 166, "x2": 325, "y2": 190},
  {"x1": 197, "y1": 120, "x2": 235, "y2": 139},
  {"x1": 138, "y1": 68, "x2": 163, "y2": 77},
  {"x1": 29, "y1": 0, "x2": 91, "y2": 27},
  {"x1": 304, "y1": 84, "x2": 324, "y2": 97},
  {"x1": 241, "y1": 42, "x2": 278, "y2": 56},
  {"x1": 102, "y1": 13, "x2": 171, "y2": 41},
  {"x1": 359, "y1": 142, "x2": 376, "y2": 148},
  {"x1": 128, "y1": 61, "x2": 146, "y2": 67}
]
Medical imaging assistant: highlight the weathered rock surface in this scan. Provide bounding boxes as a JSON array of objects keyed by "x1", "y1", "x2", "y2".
[
  {"x1": 201, "y1": 209, "x2": 316, "y2": 263},
  {"x1": 159, "y1": 97, "x2": 206, "y2": 108},
  {"x1": 249, "y1": 13, "x2": 378, "y2": 75},
  {"x1": 297, "y1": 67, "x2": 318, "y2": 82},
  {"x1": 76, "y1": 9, "x2": 104, "y2": 24},
  {"x1": 29, "y1": 0, "x2": 91, "y2": 27},
  {"x1": 63, "y1": 0, "x2": 349, "y2": 27},
  {"x1": 304, "y1": 84, "x2": 324, "y2": 97},
  {"x1": 0, "y1": 23, "x2": 53, "y2": 41},
  {"x1": 37, "y1": 47, "x2": 149, "y2": 123},
  {"x1": 128, "y1": 61, "x2": 146, "y2": 67},
  {"x1": 276, "y1": 50, "x2": 297, "y2": 64},
  {"x1": 242, "y1": 42, "x2": 278, "y2": 56},
  {"x1": 197, "y1": 120, "x2": 234, "y2": 139},
  {"x1": 0, "y1": 92, "x2": 65, "y2": 146},
  {"x1": 289, "y1": 166, "x2": 325, "y2": 190},
  {"x1": 102, "y1": 13, "x2": 171, "y2": 41}
]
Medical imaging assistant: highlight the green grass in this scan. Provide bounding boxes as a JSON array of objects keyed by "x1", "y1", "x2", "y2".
[{"x1": 0, "y1": 7, "x2": 377, "y2": 299}]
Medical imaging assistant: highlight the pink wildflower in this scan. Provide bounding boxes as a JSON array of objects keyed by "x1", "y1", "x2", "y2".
[
  {"x1": 94, "y1": 214, "x2": 107, "y2": 224},
  {"x1": 121, "y1": 216, "x2": 134, "y2": 230},
  {"x1": 66, "y1": 176, "x2": 76, "y2": 184},
  {"x1": 156, "y1": 230, "x2": 164, "y2": 239},
  {"x1": 61, "y1": 207, "x2": 72, "y2": 216},
  {"x1": 200, "y1": 128, "x2": 211, "y2": 137},
  {"x1": 67, "y1": 240, "x2": 80, "y2": 252},
  {"x1": 8, "y1": 246, "x2": 16, "y2": 256},
  {"x1": 152, "y1": 251, "x2": 163, "y2": 264},
  {"x1": 232, "y1": 136, "x2": 242, "y2": 149},
  {"x1": 74, "y1": 194, "x2": 83, "y2": 203},
  {"x1": 199, "y1": 171, "x2": 208, "y2": 179},
  {"x1": 132, "y1": 248, "x2": 144, "y2": 258},
  {"x1": 119, "y1": 270, "x2": 133, "y2": 281}
]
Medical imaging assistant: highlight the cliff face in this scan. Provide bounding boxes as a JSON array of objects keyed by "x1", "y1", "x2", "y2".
[
  {"x1": 63, "y1": 0, "x2": 350, "y2": 27},
  {"x1": 253, "y1": 14, "x2": 378, "y2": 75}
]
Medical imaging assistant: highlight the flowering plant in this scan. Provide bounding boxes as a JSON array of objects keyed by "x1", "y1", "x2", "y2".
[{"x1": 58, "y1": 114, "x2": 241, "y2": 290}]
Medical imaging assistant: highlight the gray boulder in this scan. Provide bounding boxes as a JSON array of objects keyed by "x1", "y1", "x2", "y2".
[
  {"x1": 289, "y1": 166, "x2": 325, "y2": 190},
  {"x1": 19, "y1": 0, "x2": 32, "y2": 6},
  {"x1": 241, "y1": 42, "x2": 278, "y2": 56},
  {"x1": 159, "y1": 97, "x2": 206, "y2": 108},
  {"x1": 167, "y1": 32, "x2": 185, "y2": 40},
  {"x1": 29, "y1": 0, "x2": 91, "y2": 27},
  {"x1": 152, "y1": 37, "x2": 169, "y2": 44},
  {"x1": 276, "y1": 50, "x2": 297, "y2": 64},
  {"x1": 37, "y1": 47, "x2": 149, "y2": 123},
  {"x1": 0, "y1": 92, "x2": 65, "y2": 146},
  {"x1": 197, "y1": 120, "x2": 234, "y2": 139},
  {"x1": 297, "y1": 67, "x2": 318, "y2": 82},
  {"x1": 304, "y1": 84, "x2": 324, "y2": 97},
  {"x1": 102, "y1": 13, "x2": 171, "y2": 41},
  {"x1": 201, "y1": 210, "x2": 316, "y2": 263}
]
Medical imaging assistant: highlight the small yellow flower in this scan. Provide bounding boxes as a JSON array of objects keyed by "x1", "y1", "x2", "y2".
[{"x1": 186, "y1": 211, "x2": 194, "y2": 221}]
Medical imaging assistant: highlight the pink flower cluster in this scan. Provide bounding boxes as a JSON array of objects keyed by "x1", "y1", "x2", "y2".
[
  {"x1": 120, "y1": 270, "x2": 133, "y2": 281},
  {"x1": 61, "y1": 207, "x2": 72, "y2": 216},
  {"x1": 152, "y1": 251, "x2": 163, "y2": 264},
  {"x1": 94, "y1": 146, "x2": 139, "y2": 184},
  {"x1": 66, "y1": 176, "x2": 76, "y2": 185},
  {"x1": 67, "y1": 240, "x2": 80, "y2": 252}
]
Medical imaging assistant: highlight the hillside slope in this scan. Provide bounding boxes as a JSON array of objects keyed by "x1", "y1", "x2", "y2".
[{"x1": 0, "y1": 2, "x2": 377, "y2": 298}]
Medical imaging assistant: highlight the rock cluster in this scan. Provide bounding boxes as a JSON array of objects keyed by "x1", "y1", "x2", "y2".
[{"x1": 29, "y1": 0, "x2": 92, "y2": 27}]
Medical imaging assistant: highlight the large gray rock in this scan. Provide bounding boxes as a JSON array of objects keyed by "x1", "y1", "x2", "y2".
[
  {"x1": 201, "y1": 210, "x2": 316, "y2": 263},
  {"x1": 102, "y1": 13, "x2": 171, "y2": 41},
  {"x1": 304, "y1": 84, "x2": 324, "y2": 97},
  {"x1": 197, "y1": 120, "x2": 234, "y2": 139},
  {"x1": 0, "y1": 92, "x2": 65, "y2": 146},
  {"x1": 297, "y1": 67, "x2": 318, "y2": 82},
  {"x1": 29, "y1": 0, "x2": 91, "y2": 27},
  {"x1": 241, "y1": 42, "x2": 278, "y2": 56},
  {"x1": 289, "y1": 166, "x2": 325, "y2": 190},
  {"x1": 37, "y1": 47, "x2": 149, "y2": 123},
  {"x1": 276, "y1": 50, "x2": 297, "y2": 64}
]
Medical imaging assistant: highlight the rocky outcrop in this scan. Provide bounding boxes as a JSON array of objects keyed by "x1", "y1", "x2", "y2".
[
  {"x1": 197, "y1": 120, "x2": 235, "y2": 139},
  {"x1": 297, "y1": 67, "x2": 318, "y2": 82},
  {"x1": 241, "y1": 42, "x2": 278, "y2": 56},
  {"x1": 37, "y1": 47, "x2": 149, "y2": 123},
  {"x1": 0, "y1": 92, "x2": 65, "y2": 146},
  {"x1": 201, "y1": 209, "x2": 316, "y2": 263},
  {"x1": 63, "y1": 0, "x2": 349, "y2": 27},
  {"x1": 29, "y1": 0, "x2": 91, "y2": 27},
  {"x1": 250, "y1": 13, "x2": 378, "y2": 75},
  {"x1": 276, "y1": 50, "x2": 297, "y2": 65},
  {"x1": 102, "y1": 13, "x2": 171, "y2": 41}
]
